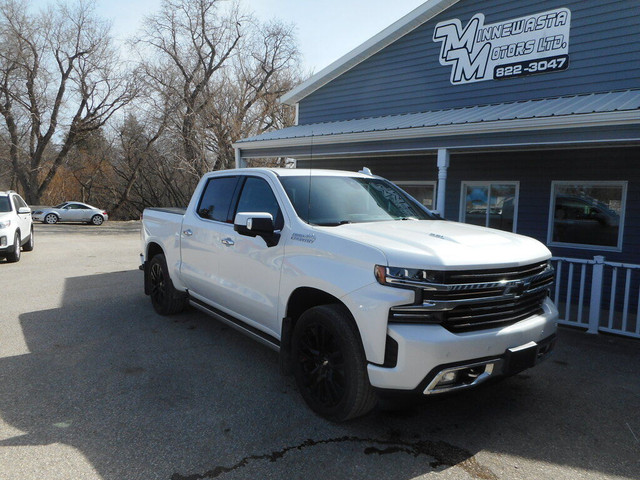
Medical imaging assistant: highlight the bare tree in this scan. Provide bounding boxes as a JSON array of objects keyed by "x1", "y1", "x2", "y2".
[
  {"x1": 0, "y1": 0, "x2": 136, "y2": 203},
  {"x1": 136, "y1": 0, "x2": 244, "y2": 177},
  {"x1": 204, "y1": 19, "x2": 301, "y2": 170},
  {"x1": 136, "y1": 0, "x2": 302, "y2": 177}
]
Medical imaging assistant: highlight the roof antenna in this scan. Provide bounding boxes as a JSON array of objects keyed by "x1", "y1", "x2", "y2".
[
  {"x1": 307, "y1": 131, "x2": 313, "y2": 224},
  {"x1": 359, "y1": 167, "x2": 372, "y2": 175}
]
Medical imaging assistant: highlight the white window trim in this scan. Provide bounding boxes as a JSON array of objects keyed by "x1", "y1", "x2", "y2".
[
  {"x1": 394, "y1": 181, "x2": 437, "y2": 209},
  {"x1": 459, "y1": 181, "x2": 520, "y2": 232},
  {"x1": 547, "y1": 180, "x2": 628, "y2": 252}
]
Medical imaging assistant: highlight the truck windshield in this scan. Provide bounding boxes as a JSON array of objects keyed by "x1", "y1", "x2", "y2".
[{"x1": 280, "y1": 176, "x2": 434, "y2": 226}]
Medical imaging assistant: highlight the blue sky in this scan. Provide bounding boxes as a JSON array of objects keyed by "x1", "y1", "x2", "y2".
[{"x1": 32, "y1": 0, "x2": 428, "y2": 73}]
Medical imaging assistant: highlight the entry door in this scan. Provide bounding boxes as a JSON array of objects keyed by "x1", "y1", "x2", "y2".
[
  {"x1": 61, "y1": 204, "x2": 85, "y2": 222},
  {"x1": 179, "y1": 175, "x2": 240, "y2": 302},
  {"x1": 215, "y1": 176, "x2": 286, "y2": 337},
  {"x1": 12, "y1": 195, "x2": 31, "y2": 236}
]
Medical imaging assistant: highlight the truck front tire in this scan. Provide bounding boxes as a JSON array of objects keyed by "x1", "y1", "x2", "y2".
[
  {"x1": 148, "y1": 254, "x2": 187, "y2": 315},
  {"x1": 292, "y1": 304, "x2": 377, "y2": 422}
]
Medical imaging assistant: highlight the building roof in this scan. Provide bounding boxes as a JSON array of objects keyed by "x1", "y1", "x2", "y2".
[
  {"x1": 280, "y1": 0, "x2": 459, "y2": 106},
  {"x1": 235, "y1": 90, "x2": 640, "y2": 150}
]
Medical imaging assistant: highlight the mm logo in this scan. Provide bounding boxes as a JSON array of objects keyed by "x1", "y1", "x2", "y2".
[{"x1": 433, "y1": 8, "x2": 571, "y2": 85}]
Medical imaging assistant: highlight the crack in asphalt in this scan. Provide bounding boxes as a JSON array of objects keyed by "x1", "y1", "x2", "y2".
[{"x1": 171, "y1": 436, "x2": 497, "y2": 480}]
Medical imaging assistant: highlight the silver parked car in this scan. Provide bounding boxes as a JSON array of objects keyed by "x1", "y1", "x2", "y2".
[{"x1": 32, "y1": 202, "x2": 109, "y2": 225}]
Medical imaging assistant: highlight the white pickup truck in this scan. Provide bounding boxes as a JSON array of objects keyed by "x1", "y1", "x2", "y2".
[{"x1": 140, "y1": 168, "x2": 558, "y2": 421}]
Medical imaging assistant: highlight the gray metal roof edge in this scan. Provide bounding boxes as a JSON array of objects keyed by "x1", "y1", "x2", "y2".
[
  {"x1": 280, "y1": 0, "x2": 459, "y2": 106},
  {"x1": 233, "y1": 109, "x2": 640, "y2": 151},
  {"x1": 237, "y1": 89, "x2": 640, "y2": 146}
]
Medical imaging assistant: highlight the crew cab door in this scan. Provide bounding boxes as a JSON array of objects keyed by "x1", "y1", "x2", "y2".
[
  {"x1": 179, "y1": 174, "x2": 241, "y2": 303},
  {"x1": 216, "y1": 175, "x2": 286, "y2": 337}
]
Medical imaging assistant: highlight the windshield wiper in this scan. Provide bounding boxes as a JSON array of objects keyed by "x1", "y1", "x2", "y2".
[{"x1": 314, "y1": 220, "x2": 352, "y2": 226}]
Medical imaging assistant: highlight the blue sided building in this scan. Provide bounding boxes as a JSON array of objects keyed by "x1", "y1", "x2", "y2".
[{"x1": 234, "y1": 0, "x2": 640, "y2": 338}]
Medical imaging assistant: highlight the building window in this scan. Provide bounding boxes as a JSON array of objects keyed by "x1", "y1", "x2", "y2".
[
  {"x1": 460, "y1": 182, "x2": 518, "y2": 232},
  {"x1": 548, "y1": 181, "x2": 627, "y2": 251},
  {"x1": 395, "y1": 181, "x2": 436, "y2": 209}
]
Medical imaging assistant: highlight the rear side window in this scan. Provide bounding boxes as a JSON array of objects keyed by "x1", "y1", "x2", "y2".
[
  {"x1": 197, "y1": 176, "x2": 239, "y2": 222},
  {"x1": 235, "y1": 177, "x2": 284, "y2": 229}
]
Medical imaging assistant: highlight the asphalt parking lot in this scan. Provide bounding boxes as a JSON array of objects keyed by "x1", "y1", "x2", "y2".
[{"x1": 1, "y1": 221, "x2": 639, "y2": 480}]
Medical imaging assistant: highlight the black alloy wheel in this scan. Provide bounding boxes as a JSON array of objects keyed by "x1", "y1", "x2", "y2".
[
  {"x1": 292, "y1": 304, "x2": 377, "y2": 422},
  {"x1": 148, "y1": 254, "x2": 186, "y2": 315},
  {"x1": 298, "y1": 321, "x2": 347, "y2": 409}
]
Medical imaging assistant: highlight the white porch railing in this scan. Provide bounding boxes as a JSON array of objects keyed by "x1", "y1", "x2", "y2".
[{"x1": 551, "y1": 256, "x2": 640, "y2": 339}]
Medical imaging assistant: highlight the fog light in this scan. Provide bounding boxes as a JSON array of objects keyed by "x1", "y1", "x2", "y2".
[
  {"x1": 439, "y1": 371, "x2": 458, "y2": 385},
  {"x1": 0, "y1": 236, "x2": 6, "y2": 247}
]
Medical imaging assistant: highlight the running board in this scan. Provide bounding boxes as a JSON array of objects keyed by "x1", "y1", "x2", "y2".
[{"x1": 189, "y1": 298, "x2": 280, "y2": 352}]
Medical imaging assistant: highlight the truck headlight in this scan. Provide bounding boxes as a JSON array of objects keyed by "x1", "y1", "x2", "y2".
[
  {"x1": 374, "y1": 265, "x2": 444, "y2": 287},
  {"x1": 0, "y1": 219, "x2": 11, "y2": 229}
]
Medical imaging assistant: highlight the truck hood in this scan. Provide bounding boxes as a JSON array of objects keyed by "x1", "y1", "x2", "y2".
[{"x1": 324, "y1": 220, "x2": 551, "y2": 269}]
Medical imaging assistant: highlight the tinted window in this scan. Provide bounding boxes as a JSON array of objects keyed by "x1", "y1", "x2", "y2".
[
  {"x1": 0, "y1": 196, "x2": 10, "y2": 212},
  {"x1": 280, "y1": 176, "x2": 432, "y2": 226},
  {"x1": 197, "y1": 176, "x2": 239, "y2": 222},
  {"x1": 550, "y1": 183, "x2": 625, "y2": 249},
  {"x1": 14, "y1": 195, "x2": 28, "y2": 209},
  {"x1": 235, "y1": 177, "x2": 283, "y2": 229}
]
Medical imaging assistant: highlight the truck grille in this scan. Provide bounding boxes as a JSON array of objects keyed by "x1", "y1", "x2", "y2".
[
  {"x1": 389, "y1": 261, "x2": 554, "y2": 333},
  {"x1": 442, "y1": 290, "x2": 548, "y2": 333},
  {"x1": 442, "y1": 261, "x2": 549, "y2": 284}
]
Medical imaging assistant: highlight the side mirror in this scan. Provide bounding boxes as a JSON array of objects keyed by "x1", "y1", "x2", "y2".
[
  {"x1": 18, "y1": 206, "x2": 31, "y2": 215},
  {"x1": 234, "y1": 212, "x2": 280, "y2": 247}
]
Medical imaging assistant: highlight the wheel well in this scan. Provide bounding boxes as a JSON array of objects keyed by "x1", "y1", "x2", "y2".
[
  {"x1": 286, "y1": 287, "x2": 345, "y2": 324},
  {"x1": 280, "y1": 287, "x2": 353, "y2": 375},
  {"x1": 147, "y1": 242, "x2": 164, "y2": 261},
  {"x1": 144, "y1": 242, "x2": 165, "y2": 295}
]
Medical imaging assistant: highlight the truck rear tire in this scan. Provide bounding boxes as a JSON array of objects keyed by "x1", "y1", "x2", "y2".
[
  {"x1": 292, "y1": 304, "x2": 377, "y2": 422},
  {"x1": 148, "y1": 253, "x2": 187, "y2": 315},
  {"x1": 6, "y1": 232, "x2": 21, "y2": 263}
]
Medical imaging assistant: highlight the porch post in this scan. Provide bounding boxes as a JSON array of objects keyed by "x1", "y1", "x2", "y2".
[
  {"x1": 436, "y1": 148, "x2": 450, "y2": 217},
  {"x1": 587, "y1": 255, "x2": 606, "y2": 334},
  {"x1": 235, "y1": 147, "x2": 247, "y2": 169}
]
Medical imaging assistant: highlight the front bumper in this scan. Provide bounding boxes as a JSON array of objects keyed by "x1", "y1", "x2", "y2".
[{"x1": 367, "y1": 297, "x2": 558, "y2": 393}]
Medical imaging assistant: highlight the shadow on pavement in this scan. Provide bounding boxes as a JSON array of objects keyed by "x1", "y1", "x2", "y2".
[{"x1": 0, "y1": 269, "x2": 638, "y2": 479}]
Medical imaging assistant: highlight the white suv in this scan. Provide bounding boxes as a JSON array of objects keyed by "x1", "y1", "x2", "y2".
[{"x1": 0, "y1": 191, "x2": 34, "y2": 263}]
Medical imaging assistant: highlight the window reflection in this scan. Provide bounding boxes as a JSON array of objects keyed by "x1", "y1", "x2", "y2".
[
  {"x1": 462, "y1": 183, "x2": 517, "y2": 232},
  {"x1": 551, "y1": 183, "x2": 625, "y2": 249}
]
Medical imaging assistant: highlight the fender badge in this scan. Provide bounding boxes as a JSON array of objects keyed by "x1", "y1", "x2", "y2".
[{"x1": 291, "y1": 233, "x2": 316, "y2": 244}]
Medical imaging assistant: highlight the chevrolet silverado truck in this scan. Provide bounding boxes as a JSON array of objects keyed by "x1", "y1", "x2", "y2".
[{"x1": 140, "y1": 168, "x2": 558, "y2": 421}]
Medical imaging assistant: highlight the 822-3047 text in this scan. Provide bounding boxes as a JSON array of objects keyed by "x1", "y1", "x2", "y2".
[{"x1": 494, "y1": 55, "x2": 569, "y2": 80}]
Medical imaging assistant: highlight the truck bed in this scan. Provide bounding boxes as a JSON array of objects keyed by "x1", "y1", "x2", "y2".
[{"x1": 145, "y1": 207, "x2": 187, "y2": 215}]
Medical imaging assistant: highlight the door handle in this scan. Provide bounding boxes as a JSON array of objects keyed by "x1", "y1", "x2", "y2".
[
  {"x1": 221, "y1": 238, "x2": 235, "y2": 246},
  {"x1": 183, "y1": 229, "x2": 193, "y2": 236}
]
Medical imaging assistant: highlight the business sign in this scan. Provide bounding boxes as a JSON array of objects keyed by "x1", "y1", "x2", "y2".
[{"x1": 433, "y1": 8, "x2": 571, "y2": 85}]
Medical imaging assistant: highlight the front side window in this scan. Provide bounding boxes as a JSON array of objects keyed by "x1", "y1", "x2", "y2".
[
  {"x1": 197, "y1": 176, "x2": 239, "y2": 222},
  {"x1": 280, "y1": 176, "x2": 433, "y2": 226},
  {"x1": 549, "y1": 182, "x2": 626, "y2": 250},
  {"x1": 14, "y1": 195, "x2": 28, "y2": 209},
  {"x1": 235, "y1": 177, "x2": 284, "y2": 229},
  {"x1": 460, "y1": 182, "x2": 518, "y2": 232}
]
